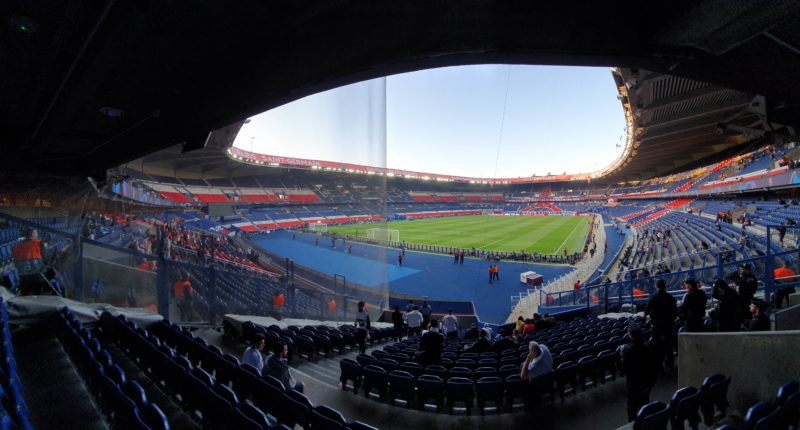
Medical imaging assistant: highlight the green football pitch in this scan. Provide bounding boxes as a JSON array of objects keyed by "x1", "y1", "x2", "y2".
[{"x1": 327, "y1": 215, "x2": 592, "y2": 254}]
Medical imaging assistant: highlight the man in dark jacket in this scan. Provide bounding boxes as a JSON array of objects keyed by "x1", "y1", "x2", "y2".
[
  {"x1": 644, "y1": 279, "x2": 677, "y2": 369},
  {"x1": 711, "y1": 279, "x2": 741, "y2": 331},
  {"x1": 729, "y1": 263, "x2": 758, "y2": 321},
  {"x1": 679, "y1": 278, "x2": 707, "y2": 332},
  {"x1": 620, "y1": 326, "x2": 658, "y2": 422},
  {"x1": 463, "y1": 329, "x2": 492, "y2": 354},
  {"x1": 744, "y1": 298, "x2": 770, "y2": 331},
  {"x1": 391, "y1": 306, "x2": 404, "y2": 342},
  {"x1": 417, "y1": 319, "x2": 444, "y2": 367}
]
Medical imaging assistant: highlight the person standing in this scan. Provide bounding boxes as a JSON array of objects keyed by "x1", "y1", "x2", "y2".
[
  {"x1": 710, "y1": 279, "x2": 741, "y2": 332},
  {"x1": 679, "y1": 279, "x2": 707, "y2": 332},
  {"x1": 397, "y1": 252, "x2": 403, "y2": 266},
  {"x1": 391, "y1": 306, "x2": 404, "y2": 342},
  {"x1": 13, "y1": 229, "x2": 45, "y2": 276},
  {"x1": 404, "y1": 306, "x2": 423, "y2": 337},
  {"x1": 620, "y1": 327, "x2": 658, "y2": 422},
  {"x1": 731, "y1": 263, "x2": 758, "y2": 321},
  {"x1": 772, "y1": 262, "x2": 797, "y2": 309},
  {"x1": 441, "y1": 308, "x2": 459, "y2": 339},
  {"x1": 420, "y1": 301, "x2": 432, "y2": 329},
  {"x1": 644, "y1": 279, "x2": 678, "y2": 370},
  {"x1": 354, "y1": 301, "x2": 371, "y2": 354},
  {"x1": 488, "y1": 265, "x2": 494, "y2": 284},
  {"x1": 459, "y1": 251, "x2": 465, "y2": 264},
  {"x1": 493, "y1": 264, "x2": 500, "y2": 281},
  {"x1": 454, "y1": 251, "x2": 459, "y2": 264}
]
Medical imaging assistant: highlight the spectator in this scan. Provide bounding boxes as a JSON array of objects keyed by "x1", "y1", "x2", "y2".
[
  {"x1": 327, "y1": 298, "x2": 337, "y2": 316},
  {"x1": 711, "y1": 279, "x2": 741, "y2": 331},
  {"x1": 354, "y1": 301, "x2": 371, "y2": 354},
  {"x1": 404, "y1": 305, "x2": 423, "y2": 337},
  {"x1": 405, "y1": 300, "x2": 415, "y2": 312},
  {"x1": 620, "y1": 326, "x2": 658, "y2": 422},
  {"x1": 772, "y1": 262, "x2": 798, "y2": 309},
  {"x1": 730, "y1": 263, "x2": 758, "y2": 321},
  {"x1": 515, "y1": 315, "x2": 525, "y2": 333},
  {"x1": 483, "y1": 323, "x2": 493, "y2": 339},
  {"x1": 272, "y1": 291, "x2": 285, "y2": 311},
  {"x1": 464, "y1": 323, "x2": 479, "y2": 339},
  {"x1": 242, "y1": 333, "x2": 265, "y2": 373},
  {"x1": 265, "y1": 341, "x2": 304, "y2": 392},
  {"x1": 420, "y1": 300, "x2": 432, "y2": 329},
  {"x1": 441, "y1": 309, "x2": 459, "y2": 339},
  {"x1": 644, "y1": 279, "x2": 677, "y2": 370},
  {"x1": 126, "y1": 285, "x2": 137, "y2": 308},
  {"x1": 520, "y1": 340, "x2": 553, "y2": 410},
  {"x1": 463, "y1": 329, "x2": 492, "y2": 353},
  {"x1": 417, "y1": 319, "x2": 444, "y2": 367},
  {"x1": 679, "y1": 278, "x2": 707, "y2": 332},
  {"x1": 744, "y1": 298, "x2": 770, "y2": 331},
  {"x1": 391, "y1": 306, "x2": 404, "y2": 342},
  {"x1": 573, "y1": 280, "x2": 581, "y2": 290}
]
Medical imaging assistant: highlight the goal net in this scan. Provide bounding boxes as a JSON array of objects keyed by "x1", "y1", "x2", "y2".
[
  {"x1": 308, "y1": 223, "x2": 327, "y2": 232},
  {"x1": 366, "y1": 228, "x2": 400, "y2": 242}
]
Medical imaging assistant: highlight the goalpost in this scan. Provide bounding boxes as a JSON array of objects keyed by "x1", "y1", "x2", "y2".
[
  {"x1": 365, "y1": 227, "x2": 400, "y2": 242},
  {"x1": 308, "y1": 223, "x2": 328, "y2": 233}
]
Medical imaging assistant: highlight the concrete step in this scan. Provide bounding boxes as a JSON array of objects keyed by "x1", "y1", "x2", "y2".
[{"x1": 12, "y1": 327, "x2": 108, "y2": 430}]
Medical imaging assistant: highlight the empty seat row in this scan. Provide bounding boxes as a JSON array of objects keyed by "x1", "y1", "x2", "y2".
[
  {"x1": 96, "y1": 312, "x2": 379, "y2": 430},
  {"x1": 633, "y1": 373, "x2": 732, "y2": 430},
  {"x1": 0, "y1": 298, "x2": 31, "y2": 430}
]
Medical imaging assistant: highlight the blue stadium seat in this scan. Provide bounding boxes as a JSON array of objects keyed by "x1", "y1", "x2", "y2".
[
  {"x1": 699, "y1": 373, "x2": 726, "y2": 426},
  {"x1": 141, "y1": 403, "x2": 170, "y2": 430},
  {"x1": 362, "y1": 365, "x2": 388, "y2": 401},
  {"x1": 634, "y1": 401, "x2": 669, "y2": 430},
  {"x1": 311, "y1": 405, "x2": 347, "y2": 430},
  {"x1": 446, "y1": 377, "x2": 474, "y2": 415},
  {"x1": 387, "y1": 370, "x2": 415, "y2": 407},
  {"x1": 280, "y1": 389, "x2": 313, "y2": 429},
  {"x1": 476, "y1": 376, "x2": 504, "y2": 415},
  {"x1": 416, "y1": 374, "x2": 444, "y2": 412},
  {"x1": 239, "y1": 402, "x2": 276, "y2": 429},
  {"x1": 339, "y1": 359, "x2": 362, "y2": 394},
  {"x1": 742, "y1": 401, "x2": 774, "y2": 430}
]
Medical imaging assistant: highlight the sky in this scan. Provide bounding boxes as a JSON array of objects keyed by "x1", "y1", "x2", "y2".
[{"x1": 232, "y1": 65, "x2": 626, "y2": 178}]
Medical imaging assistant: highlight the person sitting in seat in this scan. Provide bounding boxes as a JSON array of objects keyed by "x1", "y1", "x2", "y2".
[
  {"x1": 243, "y1": 333, "x2": 265, "y2": 373},
  {"x1": 463, "y1": 329, "x2": 492, "y2": 353},
  {"x1": 463, "y1": 322, "x2": 479, "y2": 339},
  {"x1": 265, "y1": 341, "x2": 304, "y2": 392},
  {"x1": 520, "y1": 340, "x2": 553, "y2": 410}
]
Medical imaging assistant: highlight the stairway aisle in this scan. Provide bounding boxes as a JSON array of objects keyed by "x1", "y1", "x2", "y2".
[{"x1": 12, "y1": 326, "x2": 108, "y2": 430}]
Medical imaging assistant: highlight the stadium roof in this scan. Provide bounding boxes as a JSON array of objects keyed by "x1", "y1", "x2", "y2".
[{"x1": 4, "y1": 1, "x2": 800, "y2": 181}]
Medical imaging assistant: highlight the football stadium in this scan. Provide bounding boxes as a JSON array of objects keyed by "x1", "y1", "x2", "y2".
[{"x1": 2, "y1": 3, "x2": 800, "y2": 430}]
